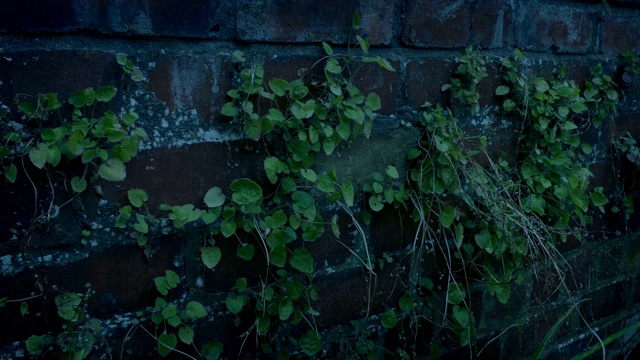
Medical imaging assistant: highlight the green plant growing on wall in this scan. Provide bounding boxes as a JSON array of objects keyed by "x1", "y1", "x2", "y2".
[{"x1": 25, "y1": 290, "x2": 101, "y2": 359}]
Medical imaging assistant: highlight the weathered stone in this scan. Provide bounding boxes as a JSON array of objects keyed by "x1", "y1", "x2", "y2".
[
  {"x1": 516, "y1": 3, "x2": 594, "y2": 53},
  {"x1": 236, "y1": 0, "x2": 393, "y2": 45},
  {"x1": 402, "y1": 0, "x2": 509, "y2": 48},
  {"x1": 600, "y1": 16, "x2": 640, "y2": 55},
  {"x1": 405, "y1": 58, "x2": 456, "y2": 110}
]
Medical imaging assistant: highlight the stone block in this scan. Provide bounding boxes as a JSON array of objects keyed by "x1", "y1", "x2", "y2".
[
  {"x1": 402, "y1": 0, "x2": 509, "y2": 48},
  {"x1": 580, "y1": 281, "x2": 628, "y2": 322},
  {"x1": 102, "y1": 140, "x2": 266, "y2": 210},
  {"x1": 0, "y1": 50, "x2": 123, "y2": 110},
  {"x1": 147, "y1": 54, "x2": 230, "y2": 124},
  {"x1": 236, "y1": 0, "x2": 393, "y2": 45},
  {"x1": 600, "y1": 16, "x2": 640, "y2": 55},
  {"x1": 516, "y1": 3, "x2": 594, "y2": 54}
]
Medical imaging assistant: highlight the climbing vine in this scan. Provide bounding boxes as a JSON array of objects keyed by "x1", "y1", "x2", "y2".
[{"x1": 1, "y1": 16, "x2": 638, "y2": 359}]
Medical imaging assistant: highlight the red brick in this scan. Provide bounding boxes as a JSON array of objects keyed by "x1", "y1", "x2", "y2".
[
  {"x1": 402, "y1": 0, "x2": 509, "y2": 48},
  {"x1": 0, "y1": 50, "x2": 123, "y2": 109},
  {"x1": 236, "y1": 0, "x2": 393, "y2": 45},
  {"x1": 600, "y1": 16, "x2": 640, "y2": 55},
  {"x1": 516, "y1": 4, "x2": 594, "y2": 54},
  {"x1": 405, "y1": 58, "x2": 456, "y2": 109},
  {"x1": 102, "y1": 140, "x2": 266, "y2": 210}
]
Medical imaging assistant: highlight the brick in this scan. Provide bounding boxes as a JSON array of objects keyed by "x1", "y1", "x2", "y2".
[
  {"x1": 147, "y1": 54, "x2": 228, "y2": 123},
  {"x1": 313, "y1": 263, "x2": 407, "y2": 327},
  {"x1": 610, "y1": 0, "x2": 640, "y2": 7},
  {"x1": 352, "y1": 61, "x2": 399, "y2": 115},
  {"x1": 581, "y1": 282, "x2": 627, "y2": 322},
  {"x1": 102, "y1": 140, "x2": 266, "y2": 210},
  {"x1": 236, "y1": 0, "x2": 393, "y2": 45},
  {"x1": 600, "y1": 16, "x2": 640, "y2": 55},
  {"x1": 405, "y1": 58, "x2": 456, "y2": 109},
  {"x1": 516, "y1": 4, "x2": 594, "y2": 54},
  {"x1": 369, "y1": 206, "x2": 418, "y2": 255},
  {"x1": 0, "y1": 0, "x2": 77, "y2": 32},
  {"x1": 0, "y1": 50, "x2": 123, "y2": 110},
  {"x1": 402, "y1": 0, "x2": 509, "y2": 48},
  {"x1": 0, "y1": 0, "x2": 224, "y2": 37}
]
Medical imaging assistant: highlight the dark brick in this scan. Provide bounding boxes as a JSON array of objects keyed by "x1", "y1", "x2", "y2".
[
  {"x1": 600, "y1": 16, "x2": 640, "y2": 55},
  {"x1": 516, "y1": 4, "x2": 594, "y2": 54},
  {"x1": 0, "y1": 50, "x2": 123, "y2": 110},
  {"x1": 0, "y1": 0, "x2": 223, "y2": 37},
  {"x1": 148, "y1": 54, "x2": 227, "y2": 123},
  {"x1": 564, "y1": 251, "x2": 593, "y2": 293},
  {"x1": 236, "y1": 0, "x2": 393, "y2": 45},
  {"x1": 610, "y1": 0, "x2": 640, "y2": 8},
  {"x1": 103, "y1": 140, "x2": 266, "y2": 210},
  {"x1": 405, "y1": 58, "x2": 456, "y2": 109},
  {"x1": 352, "y1": 61, "x2": 399, "y2": 115},
  {"x1": 581, "y1": 282, "x2": 627, "y2": 322},
  {"x1": 402, "y1": 0, "x2": 509, "y2": 48},
  {"x1": 369, "y1": 206, "x2": 417, "y2": 255},
  {"x1": 313, "y1": 263, "x2": 407, "y2": 327},
  {"x1": 0, "y1": 0, "x2": 77, "y2": 32}
]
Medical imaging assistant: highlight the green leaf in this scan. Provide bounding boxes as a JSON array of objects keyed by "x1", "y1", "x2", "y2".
[
  {"x1": 290, "y1": 247, "x2": 314, "y2": 273},
  {"x1": 447, "y1": 283, "x2": 466, "y2": 305},
  {"x1": 300, "y1": 168, "x2": 318, "y2": 182},
  {"x1": 244, "y1": 120, "x2": 262, "y2": 140},
  {"x1": 279, "y1": 299, "x2": 294, "y2": 320},
  {"x1": 185, "y1": 301, "x2": 208, "y2": 319},
  {"x1": 69, "y1": 91, "x2": 86, "y2": 107},
  {"x1": 20, "y1": 302, "x2": 28, "y2": 316},
  {"x1": 352, "y1": 10, "x2": 361, "y2": 30},
  {"x1": 226, "y1": 295, "x2": 244, "y2": 314},
  {"x1": 71, "y1": 177, "x2": 87, "y2": 193},
  {"x1": 452, "y1": 305, "x2": 469, "y2": 327},
  {"x1": 231, "y1": 178, "x2": 263, "y2": 205},
  {"x1": 98, "y1": 159, "x2": 127, "y2": 181},
  {"x1": 202, "y1": 247, "x2": 222, "y2": 269},
  {"x1": 440, "y1": 207, "x2": 455, "y2": 228},
  {"x1": 96, "y1": 86, "x2": 117, "y2": 102},
  {"x1": 300, "y1": 330, "x2": 322, "y2": 356},
  {"x1": 474, "y1": 229, "x2": 494, "y2": 253},
  {"x1": 178, "y1": 325, "x2": 194, "y2": 345},
  {"x1": 268, "y1": 79, "x2": 290, "y2": 97},
  {"x1": 158, "y1": 333, "x2": 177, "y2": 357},
  {"x1": 233, "y1": 50, "x2": 246, "y2": 62},
  {"x1": 128, "y1": 188, "x2": 148, "y2": 208},
  {"x1": 292, "y1": 191, "x2": 317, "y2": 220},
  {"x1": 237, "y1": 244, "x2": 255, "y2": 261},
  {"x1": 28, "y1": 143, "x2": 48, "y2": 169},
  {"x1": 369, "y1": 195, "x2": 384, "y2": 211},
  {"x1": 356, "y1": 35, "x2": 369, "y2": 53},
  {"x1": 365, "y1": 92, "x2": 381, "y2": 111},
  {"x1": 495, "y1": 85, "x2": 510, "y2": 96},
  {"x1": 381, "y1": 310, "x2": 398, "y2": 328},
  {"x1": 399, "y1": 293, "x2": 413, "y2": 312},
  {"x1": 325, "y1": 58, "x2": 342, "y2": 74},
  {"x1": 591, "y1": 191, "x2": 608, "y2": 207},
  {"x1": 331, "y1": 214, "x2": 340, "y2": 237},
  {"x1": 204, "y1": 187, "x2": 226, "y2": 207},
  {"x1": 322, "y1": 42, "x2": 333, "y2": 56},
  {"x1": 503, "y1": 99, "x2": 516, "y2": 112},
  {"x1": 270, "y1": 246, "x2": 287, "y2": 267},
  {"x1": 341, "y1": 180, "x2": 355, "y2": 207},
  {"x1": 385, "y1": 165, "x2": 399, "y2": 179},
  {"x1": 533, "y1": 79, "x2": 549, "y2": 92},
  {"x1": 131, "y1": 69, "x2": 144, "y2": 82},
  {"x1": 4, "y1": 164, "x2": 17, "y2": 183},
  {"x1": 221, "y1": 102, "x2": 238, "y2": 117},
  {"x1": 221, "y1": 219, "x2": 237, "y2": 238},
  {"x1": 202, "y1": 341, "x2": 223, "y2": 360},
  {"x1": 521, "y1": 162, "x2": 537, "y2": 180},
  {"x1": 165, "y1": 270, "x2": 180, "y2": 288},
  {"x1": 26, "y1": 335, "x2": 51, "y2": 355}
]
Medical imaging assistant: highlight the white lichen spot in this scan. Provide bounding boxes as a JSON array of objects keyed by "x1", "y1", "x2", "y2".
[
  {"x1": 1, "y1": 255, "x2": 12, "y2": 274},
  {"x1": 196, "y1": 277, "x2": 204, "y2": 288},
  {"x1": 3, "y1": 57, "x2": 12, "y2": 61},
  {"x1": 41, "y1": 255, "x2": 53, "y2": 262},
  {"x1": 161, "y1": 119, "x2": 169, "y2": 128}
]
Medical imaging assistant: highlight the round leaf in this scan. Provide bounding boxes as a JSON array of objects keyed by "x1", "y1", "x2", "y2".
[
  {"x1": 158, "y1": 333, "x2": 177, "y2": 357},
  {"x1": 300, "y1": 330, "x2": 322, "y2": 356},
  {"x1": 202, "y1": 247, "x2": 222, "y2": 269},
  {"x1": 178, "y1": 325, "x2": 194, "y2": 345},
  {"x1": 128, "y1": 188, "x2": 148, "y2": 208},
  {"x1": 381, "y1": 310, "x2": 398, "y2": 328},
  {"x1": 230, "y1": 178, "x2": 263, "y2": 205},
  {"x1": 204, "y1": 187, "x2": 226, "y2": 208},
  {"x1": 98, "y1": 159, "x2": 126, "y2": 181}
]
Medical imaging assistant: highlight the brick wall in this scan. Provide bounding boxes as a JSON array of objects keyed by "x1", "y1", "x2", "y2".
[{"x1": 1, "y1": 0, "x2": 640, "y2": 359}]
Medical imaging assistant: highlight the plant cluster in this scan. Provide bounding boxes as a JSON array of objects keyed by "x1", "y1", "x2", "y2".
[{"x1": 2, "y1": 22, "x2": 638, "y2": 359}]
